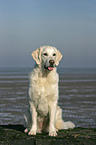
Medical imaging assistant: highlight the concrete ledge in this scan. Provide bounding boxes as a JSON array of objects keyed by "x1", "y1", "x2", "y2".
[{"x1": 0, "y1": 125, "x2": 96, "y2": 145}]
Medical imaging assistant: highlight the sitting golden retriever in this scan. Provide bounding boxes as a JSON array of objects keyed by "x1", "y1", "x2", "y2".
[{"x1": 24, "y1": 46, "x2": 75, "y2": 136}]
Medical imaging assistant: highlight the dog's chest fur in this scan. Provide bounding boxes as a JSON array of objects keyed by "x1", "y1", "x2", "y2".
[{"x1": 29, "y1": 67, "x2": 59, "y2": 116}]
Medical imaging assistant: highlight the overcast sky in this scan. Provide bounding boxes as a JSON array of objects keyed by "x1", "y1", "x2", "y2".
[{"x1": 0, "y1": 0, "x2": 96, "y2": 67}]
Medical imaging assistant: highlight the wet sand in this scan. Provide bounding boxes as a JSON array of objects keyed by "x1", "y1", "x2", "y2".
[{"x1": 0, "y1": 67, "x2": 96, "y2": 128}]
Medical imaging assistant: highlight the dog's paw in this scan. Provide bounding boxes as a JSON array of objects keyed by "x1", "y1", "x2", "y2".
[
  {"x1": 24, "y1": 128, "x2": 28, "y2": 133},
  {"x1": 49, "y1": 130, "x2": 57, "y2": 136},
  {"x1": 28, "y1": 129, "x2": 36, "y2": 135},
  {"x1": 55, "y1": 128, "x2": 58, "y2": 132}
]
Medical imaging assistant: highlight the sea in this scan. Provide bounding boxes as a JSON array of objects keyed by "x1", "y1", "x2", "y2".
[{"x1": 0, "y1": 67, "x2": 96, "y2": 128}]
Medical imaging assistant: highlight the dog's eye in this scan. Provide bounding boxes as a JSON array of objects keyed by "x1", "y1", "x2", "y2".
[
  {"x1": 53, "y1": 53, "x2": 56, "y2": 56},
  {"x1": 43, "y1": 53, "x2": 48, "y2": 56}
]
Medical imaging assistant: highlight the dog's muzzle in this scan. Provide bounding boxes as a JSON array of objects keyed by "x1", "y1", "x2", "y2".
[{"x1": 44, "y1": 60, "x2": 55, "y2": 71}]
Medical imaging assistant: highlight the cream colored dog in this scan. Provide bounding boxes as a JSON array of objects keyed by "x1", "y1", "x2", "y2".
[{"x1": 24, "y1": 46, "x2": 75, "y2": 136}]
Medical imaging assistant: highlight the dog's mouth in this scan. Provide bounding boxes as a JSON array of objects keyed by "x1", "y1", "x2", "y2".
[{"x1": 44, "y1": 66, "x2": 54, "y2": 71}]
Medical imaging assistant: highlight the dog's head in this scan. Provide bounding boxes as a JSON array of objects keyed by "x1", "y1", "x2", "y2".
[{"x1": 32, "y1": 46, "x2": 63, "y2": 71}]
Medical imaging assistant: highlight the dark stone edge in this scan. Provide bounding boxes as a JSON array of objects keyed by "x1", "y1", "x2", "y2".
[{"x1": 0, "y1": 125, "x2": 96, "y2": 145}]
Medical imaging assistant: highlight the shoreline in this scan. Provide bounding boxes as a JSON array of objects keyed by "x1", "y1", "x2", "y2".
[{"x1": 0, "y1": 125, "x2": 96, "y2": 145}]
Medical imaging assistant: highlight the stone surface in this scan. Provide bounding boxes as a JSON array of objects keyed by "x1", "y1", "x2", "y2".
[{"x1": 0, "y1": 125, "x2": 96, "y2": 145}]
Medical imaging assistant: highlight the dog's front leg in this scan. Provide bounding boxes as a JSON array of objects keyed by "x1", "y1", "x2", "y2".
[
  {"x1": 28, "y1": 102, "x2": 37, "y2": 135},
  {"x1": 49, "y1": 101, "x2": 57, "y2": 136}
]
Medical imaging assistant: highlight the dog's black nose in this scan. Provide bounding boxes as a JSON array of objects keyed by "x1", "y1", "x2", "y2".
[{"x1": 49, "y1": 60, "x2": 55, "y2": 65}]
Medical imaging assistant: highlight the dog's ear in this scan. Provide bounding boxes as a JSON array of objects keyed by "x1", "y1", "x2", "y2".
[
  {"x1": 55, "y1": 50, "x2": 63, "y2": 66},
  {"x1": 31, "y1": 48, "x2": 41, "y2": 67}
]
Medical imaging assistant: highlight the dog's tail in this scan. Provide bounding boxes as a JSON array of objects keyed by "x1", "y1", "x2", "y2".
[
  {"x1": 55, "y1": 119, "x2": 75, "y2": 129},
  {"x1": 55, "y1": 106, "x2": 75, "y2": 130}
]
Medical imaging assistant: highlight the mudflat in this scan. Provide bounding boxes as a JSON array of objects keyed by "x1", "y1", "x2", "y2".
[{"x1": 0, "y1": 67, "x2": 96, "y2": 128}]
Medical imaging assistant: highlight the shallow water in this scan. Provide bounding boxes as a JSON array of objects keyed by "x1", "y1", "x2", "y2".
[{"x1": 0, "y1": 67, "x2": 96, "y2": 128}]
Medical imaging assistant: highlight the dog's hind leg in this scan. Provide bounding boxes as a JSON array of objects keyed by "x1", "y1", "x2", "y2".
[{"x1": 24, "y1": 108, "x2": 31, "y2": 133}]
